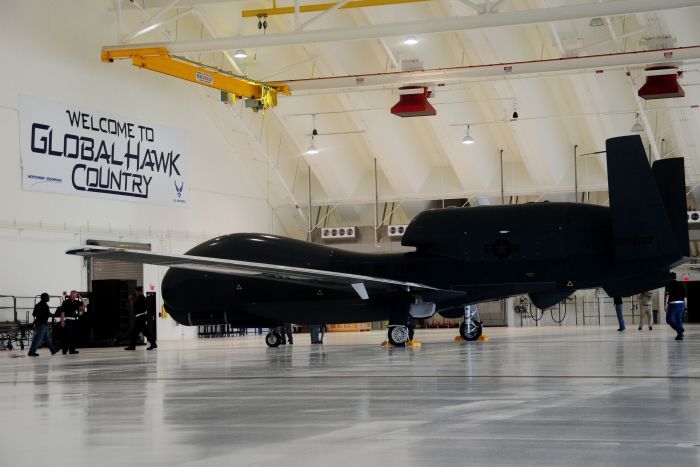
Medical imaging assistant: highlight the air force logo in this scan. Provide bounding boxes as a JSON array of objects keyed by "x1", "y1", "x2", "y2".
[{"x1": 174, "y1": 180, "x2": 184, "y2": 198}]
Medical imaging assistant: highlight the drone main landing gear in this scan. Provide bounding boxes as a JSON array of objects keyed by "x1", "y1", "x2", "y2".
[
  {"x1": 386, "y1": 325, "x2": 409, "y2": 346},
  {"x1": 265, "y1": 330, "x2": 283, "y2": 348},
  {"x1": 382, "y1": 294, "x2": 418, "y2": 347}
]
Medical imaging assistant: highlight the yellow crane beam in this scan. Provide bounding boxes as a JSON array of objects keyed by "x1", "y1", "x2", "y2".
[
  {"x1": 101, "y1": 47, "x2": 289, "y2": 108},
  {"x1": 242, "y1": 0, "x2": 430, "y2": 18}
]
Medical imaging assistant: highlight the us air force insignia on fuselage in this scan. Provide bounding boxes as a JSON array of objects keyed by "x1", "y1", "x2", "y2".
[{"x1": 484, "y1": 239, "x2": 520, "y2": 259}]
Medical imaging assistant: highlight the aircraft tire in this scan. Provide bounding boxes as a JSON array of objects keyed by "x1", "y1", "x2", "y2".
[
  {"x1": 387, "y1": 325, "x2": 409, "y2": 347},
  {"x1": 459, "y1": 320, "x2": 482, "y2": 341},
  {"x1": 265, "y1": 331, "x2": 282, "y2": 348}
]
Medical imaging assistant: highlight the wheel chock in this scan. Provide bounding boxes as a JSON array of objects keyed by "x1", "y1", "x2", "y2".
[
  {"x1": 406, "y1": 340, "x2": 421, "y2": 347},
  {"x1": 380, "y1": 340, "x2": 390, "y2": 348},
  {"x1": 455, "y1": 335, "x2": 489, "y2": 343}
]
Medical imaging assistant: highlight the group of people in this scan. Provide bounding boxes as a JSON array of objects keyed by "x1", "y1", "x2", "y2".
[
  {"x1": 27, "y1": 286, "x2": 156, "y2": 357},
  {"x1": 275, "y1": 323, "x2": 326, "y2": 345},
  {"x1": 614, "y1": 272, "x2": 688, "y2": 340},
  {"x1": 28, "y1": 290, "x2": 82, "y2": 357}
]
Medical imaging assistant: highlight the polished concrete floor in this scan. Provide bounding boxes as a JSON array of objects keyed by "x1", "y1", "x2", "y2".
[{"x1": 1, "y1": 326, "x2": 700, "y2": 466}]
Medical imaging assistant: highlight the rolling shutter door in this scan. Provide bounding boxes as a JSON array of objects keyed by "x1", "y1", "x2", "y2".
[{"x1": 86, "y1": 240, "x2": 151, "y2": 287}]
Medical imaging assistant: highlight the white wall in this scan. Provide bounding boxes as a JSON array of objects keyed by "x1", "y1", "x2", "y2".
[{"x1": 0, "y1": 1, "x2": 284, "y2": 340}]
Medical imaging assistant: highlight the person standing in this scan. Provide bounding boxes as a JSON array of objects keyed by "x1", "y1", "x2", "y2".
[
  {"x1": 28, "y1": 293, "x2": 58, "y2": 357},
  {"x1": 279, "y1": 323, "x2": 293, "y2": 345},
  {"x1": 665, "y1": 273, "x2": 687, "y2": 340},
  {"x1": 614, "y1": 296, "x2": 625, "y2": 331},
  {"x1": 60, "y1": 290, "x2": 81, "y2": 354},
  {"x1": 309, "y1": 324, "x2": 321, "y2": 344},
  {"x1": 638, "y1": 290, "x2": 653, "y2": 331},
  {"x1": 125, "y1": 286, "x2": 157, "y2": 351}
]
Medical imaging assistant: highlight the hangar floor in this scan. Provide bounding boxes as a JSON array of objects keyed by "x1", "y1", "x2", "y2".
[{"x1": 1, "y1": 326, "x2": 699, "y2": 466}]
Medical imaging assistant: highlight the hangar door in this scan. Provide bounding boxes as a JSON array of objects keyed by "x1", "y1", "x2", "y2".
[
  {"x1": 85, "y1": 240, "x2": 151, "y2": 345},
  {"x1": 86, "y1": 239, "x2": 149, "y2": 287}
]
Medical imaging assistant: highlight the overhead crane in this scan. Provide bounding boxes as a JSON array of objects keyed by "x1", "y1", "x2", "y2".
[
  {"x1": 101, "y1": 46, "x2": 290, "y2": 110},
  {"x1": 241, "y1": 0, "x2": 431, "y2": 18},
  {"x1": 100, "y1": 0, "x2": 431, "y2": 105}
]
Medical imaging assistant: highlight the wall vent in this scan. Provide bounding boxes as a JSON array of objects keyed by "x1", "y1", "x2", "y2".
[
  {"x1": 387, "y1": 224, "x2": 409, "y2": 238},
  {"x1": 321, "y1": 227, "x2": 357, "y2": 240}
]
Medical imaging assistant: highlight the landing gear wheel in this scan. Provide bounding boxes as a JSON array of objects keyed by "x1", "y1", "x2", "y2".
[
  {"x1": 265, "y1": 331, "x2": 282, "y2": 348},
  {"x1": 408, "y1": 327, "x2": 415, "y2": 342},
  {"x1": 459, "y1": 320, "x2": 483, "y2": 341},
  {"x1": 388, "y1": 325, "x2": 409, "y2": 347}
]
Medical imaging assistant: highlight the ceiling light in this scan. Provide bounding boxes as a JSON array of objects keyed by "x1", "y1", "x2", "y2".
[
  {"x1": 461, "y1": 125, "x2": 475, "y2": 145},
  {"x1": 631, "y1": 114, "x2": 644, "y2": 133},
  {"x1": 589, "y1": 17, "x2": 604, "y2": 27},
  {"x1": 403, "y1": 35, "x2": 418, "y2": 45},
  {"x1": 305, "y1": 143, "x2": 319, "y2": 155},
  {"x1": 306, "y1": 118, "x2": 319, "y2": 155},
  {"x1": 233, "y1": 49, "x2": 247, "y2": 58}
]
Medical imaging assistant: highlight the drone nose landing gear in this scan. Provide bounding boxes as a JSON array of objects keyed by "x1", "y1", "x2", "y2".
[{"x1": 458, "y1": 305, "x2": 483, "y2": 342}]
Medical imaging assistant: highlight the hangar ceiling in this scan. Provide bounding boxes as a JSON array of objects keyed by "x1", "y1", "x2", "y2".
[{"x1": 110, "y1": 0, "x2": 700, "y2": 238}]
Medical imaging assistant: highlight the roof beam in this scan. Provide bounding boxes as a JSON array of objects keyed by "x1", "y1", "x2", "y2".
[
  {"x1": 107, "y1": 0, "x2": 700, "y2": 53},
  {"x1": 122, "y1": 0, "x2": 182, "y2": 42},
  {"x1": 282, "y1": 46, "x2": 700, "y2": 92},
  {"x1": 300, "y1": 0, "x2": 354, "y2": 30},
  {"x1": 231, "y1": 113, "x2": 309, "y2": 227},
  {"x1": 457, "y1": 0, "x2": 485, "y2": 14},
  {"x1": 193, "y1": 8, "x2": 244, "y2": 75},
  {"x1": 306, "y1": 183, "x2": 615, "y2": 207},
  {"x1": 489, "y1": 0, "x2": 511, "y2": 13}
]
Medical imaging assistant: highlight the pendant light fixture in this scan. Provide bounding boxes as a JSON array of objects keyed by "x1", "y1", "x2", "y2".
[
  {"x1": 461, "y1": 125, "x2": 475, "y2": 145},
  {"x1": 306, "y1": 114, "x2": 319, "y2": 155},
  {"x1": 630, "y1": 113, "x2": 644, "y2": 132}
]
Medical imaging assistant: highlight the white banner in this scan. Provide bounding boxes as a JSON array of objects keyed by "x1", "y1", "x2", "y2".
[{"x1": 19, "y1": 95, "x2": 187, "y2": 207}]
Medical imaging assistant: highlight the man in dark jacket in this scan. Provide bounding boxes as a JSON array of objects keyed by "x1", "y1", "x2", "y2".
[
  {"x1": 28, "y1": 293, "x2": 58, "y2": 357},
  {"x1": 125, "y1": 286, "x2": 157, "y2": 351}
]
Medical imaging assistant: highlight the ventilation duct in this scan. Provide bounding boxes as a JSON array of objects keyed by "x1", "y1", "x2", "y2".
[
  {"x1": 638, "y1": 65, "x2": 685, "y2": 100},
  {"x1": 390, "y1": 86, "x2": 436, "y2": 117}
]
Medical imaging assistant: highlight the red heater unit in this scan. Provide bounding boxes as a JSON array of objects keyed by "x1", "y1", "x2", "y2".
[
  {"x1": 638, "y1": 65, "x2": 685, "y2": 100},
  {"x1": 391, "y1": 86, "x2": 436, "y2": 117}
]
